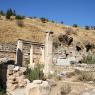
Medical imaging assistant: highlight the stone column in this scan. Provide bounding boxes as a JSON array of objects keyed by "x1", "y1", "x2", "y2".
[
  {"x1": 44, "y1": 31, "x2": 53, "y2": 77},
  {"x1": 30, "y1": 44, "x2": 34, "y2": 69},
  {"x1": 16, "y1": 39, "x2": 23, "y2": 66},
  {"x1": 40, "y1": 46, "x2": 45, "y2": 64}
]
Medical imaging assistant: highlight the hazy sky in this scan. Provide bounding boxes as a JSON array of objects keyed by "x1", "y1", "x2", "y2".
[{"x1": 0, "y1": 0, "x2": 95, "y2": 26}]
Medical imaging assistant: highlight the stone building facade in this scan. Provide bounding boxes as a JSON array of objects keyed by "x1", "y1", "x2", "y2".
[{"x1": 0, "y1": 44, "x2": 16, "y2": 62}]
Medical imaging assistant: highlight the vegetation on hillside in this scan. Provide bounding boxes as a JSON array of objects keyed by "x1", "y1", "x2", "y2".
[
  {"x1": 0, "y1": 8, "x2": 95, "y2": 45},
  {"x1": 82, "y1": 53, "x2": 95, "y2": 64},
  {"x1": 6, "y1": 8, "x2": 16, "y2": 19},
  {"x1": 26, "y1": 64, "x2": 44, "y2": 81}
]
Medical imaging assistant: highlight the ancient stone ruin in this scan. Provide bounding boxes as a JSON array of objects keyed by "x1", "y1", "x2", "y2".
[
  {"x1": 0, "y1": 30, "x2": 54, "y2": 95},
  {"x1": 0, "y1": 30, "x2": 95, "y2": 95}
]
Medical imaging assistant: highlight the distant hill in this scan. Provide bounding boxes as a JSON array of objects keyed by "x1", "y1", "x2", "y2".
[{"x1": 0, "y1": 16, "x2": 95, "y2": 48}]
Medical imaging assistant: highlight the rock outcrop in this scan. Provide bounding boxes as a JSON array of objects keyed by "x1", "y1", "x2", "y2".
[
  {"x1": 25, "y1": 80, "x2": 51, "y2": 95},
  {"x1": 6, "y1": 65, "x2": 30, "y2": 92}
]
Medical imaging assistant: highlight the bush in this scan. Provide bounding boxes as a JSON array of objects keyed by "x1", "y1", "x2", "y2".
[
  {"x1": 16, "y1": 20, "x2": 24, "y2": 27},
  {"x1": 82, "y1": 53, "x2": 95, "y2": 64},
  {"x1": 70, "y1": 61, "x2": 76, "y2": 65},
  {"x1": 58, "y1": 83, "x2": 71, "y2": 95},
  {"x1": 26, "y1": 64, "x2": 44, "y2": 81},
  {"x1": 15, "y1": 15, "x2": 24, "y2": 20},
  {"x1": 85, "y1": 26, "x2": 90, "y2": 30},
  {"x1": 77, "y1": 71, "x2": 95, "y2": 81},
  {"x1": 91, "y1": 26, "x2": 95, "y2": 30},
  {"x1": 51, "y1": 20, "x2": 55, "y2": 23},
  {"x1": 40, "y1": 17, "x2": 49, "y2": 23},
  {"x1": 53, "y1": 42, "x2": 59, "y2": 49},
  {"x1": 72, "y1": 24, "x2": 78, "y2": 28}
]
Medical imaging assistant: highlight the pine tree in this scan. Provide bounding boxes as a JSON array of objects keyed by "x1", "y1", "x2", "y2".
[
  {"x1": 13, "y1": 10, "x2": 16, "y2": 16},
  {"x1": 6, "y1": 9, "x2": 11, "y2": 19},
  {"x1": 6, "y1": 8, "x2": 14, "y2": 19},
  {"x1": 0, "y1": 10, "x2": 5, "y2": 16}
]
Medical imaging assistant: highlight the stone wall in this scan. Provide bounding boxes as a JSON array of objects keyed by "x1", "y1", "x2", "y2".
[
  {"x1": 0, "y1": 63, "x2": 29, "y2": 93},
  {"x1": 22, "y1": 42, "x2": 43, "y2": 66},
  {"x1": 0, "y1": 42, "x2": 43, "y2": 66},
  {"x1": 53, "y1": 45, "x2": 87, "y2": 65},
  {"x1": 0, "y1": 44, "x2": 16, "y2": 62}
]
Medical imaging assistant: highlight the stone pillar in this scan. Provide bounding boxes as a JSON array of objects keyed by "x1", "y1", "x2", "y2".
[
  {"x1": 44, "y1": 31, "x2": 53, "y2": 77},
  {"x1": 30, "y1": 44, "x2": 34, "y2": 69},
  {"x1": 40, "y1": 46, "x2": 45, "y2": 64},
  {"x1": 16, "y1": 39, "x2": 23, "y2": 66}
]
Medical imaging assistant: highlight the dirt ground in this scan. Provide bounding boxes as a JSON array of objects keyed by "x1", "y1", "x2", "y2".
[{"x1": 50, "y1": 77, "x2": 95, "y2": 95}]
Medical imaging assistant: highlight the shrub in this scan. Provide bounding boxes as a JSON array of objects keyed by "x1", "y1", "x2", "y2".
[
  {"x1": 53, "y1": 42, "x2": 59, "y2": 49},
  {"x1": 82, "y1": 53, "x2": 95, "y2": 64},
  {"x1": 72, "y1": 24, "x2": 78, "y2": 28},
  {"x1": 85, "y1": 26, "x2": 90, "y2": 30},
  {"x1": 77, "y1": 71, "x2": 95, "y2": 81},
  {"x1": 66, "y1": 71, "x2": 75, "y2": 78},
  {"x1": 15, "y1": 15, "x2": 24, "y2": 20},
  {"x1": 51, "y1": 20, "x2": 55, "y2": 23},
  {"x1": 40, "y1": 17, "x2": 49, "y2": 23},
  {"x1": 29, "y1": 17, "x2": 33, "y2": 19},
  {"x1": 91, "y1": 26, "x2": 95, "y2": 30},
  {"x1": 58, "y1": 83, "x2": 71, "y2": 95},
  {"x1": 70, "y1": 61, "x2": 76, "y2": 65},
  {"x1": 26, "y1": 64, "x2": 44, "y2": 81},
  {"x1": 16, "y1": 20, "x2": 24, "y2": 27}
]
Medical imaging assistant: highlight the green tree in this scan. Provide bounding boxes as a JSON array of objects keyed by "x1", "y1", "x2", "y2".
[
  {"x1": 6, "y1": 8, "x2": 16, "y2": 19},
  {"x1": 40, "y1": 17, "x2": 49, "y2": 23},
  {"x1": 72, "y1": 24, "x2": 78, "y2": 28},
  {"x1": 0, "y1": 10, "x2": 5, "y2": 16},
  {"x1": 85, "y1": 26, "x2": 90, "y2": 30},
  {"x1": 15, "y1": 15, "x2": 24, "y2": 20}
]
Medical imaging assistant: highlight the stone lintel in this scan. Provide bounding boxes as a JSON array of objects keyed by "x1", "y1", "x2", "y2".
[{"x1": 45, "y1": 30, "x2": 53, "y2": 34}]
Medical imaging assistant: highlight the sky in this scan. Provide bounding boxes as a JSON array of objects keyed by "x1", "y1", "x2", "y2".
[{"x1": 0, "y1": 0, "x2": 95, "y2": 26}]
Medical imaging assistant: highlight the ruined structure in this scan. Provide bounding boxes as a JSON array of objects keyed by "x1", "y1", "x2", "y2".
[
  {"x1": 14, "y1": 30, "x2": 53, "y2": 72},
  {"x1": 44, "y1": 31, "x2": 53, "y2": 77},
  {"x1": 16, "y1": 39, "x2": 23, "y2": 66},
  {"x1": 0, "y1": 44, "x2": 16, "y2": 62}
]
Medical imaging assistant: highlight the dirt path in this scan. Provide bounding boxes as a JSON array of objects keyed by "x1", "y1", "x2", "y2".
[{"x1": 49, "y1": 80, "x2": 95, "y2": 95}]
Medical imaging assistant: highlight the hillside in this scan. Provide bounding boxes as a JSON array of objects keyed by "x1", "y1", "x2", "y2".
[{"x1": 0, "y1": 16, "x2": 95, "y2": 46}]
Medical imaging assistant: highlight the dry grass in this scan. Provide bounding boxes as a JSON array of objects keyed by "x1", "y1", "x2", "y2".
[
  {"x1": 57, "y1": 83, "x2": 71, "y2": 95},
  {"x1": 75, "y1": 68, "x2": 95, "y2": 81},
  {"x1": 0, "y1": 17, "x2": 95, "y2": 45}
]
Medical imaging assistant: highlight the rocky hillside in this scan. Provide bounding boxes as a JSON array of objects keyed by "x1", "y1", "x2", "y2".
[{"x1": 0, "y1": 16, "x2": 95, "y2": 47}]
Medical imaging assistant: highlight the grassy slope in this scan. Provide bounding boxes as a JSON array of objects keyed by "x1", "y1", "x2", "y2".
[{"x1": 0, "y1": 17, "x2": 95, "y2": 46}]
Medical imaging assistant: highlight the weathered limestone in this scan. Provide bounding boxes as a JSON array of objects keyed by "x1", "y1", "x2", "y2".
[
  {"x1": 25, "y1": 80, "x2": 51, "y2": 95},
  {"x1": 16, "y1": 39, "x2": 23, "y2": 66},
  {"x1": 29, "y1": 44, "x2": 35, "y2": 69},
  {"x1": 0, "y1": 63, "x2": 29, "y2": 93},
  {"x1": 40, "y1": 46, "x2": 45, "y2": 64},
  {"x1": 44, "y1": 31, "x2": 53, "y2": 77}
]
